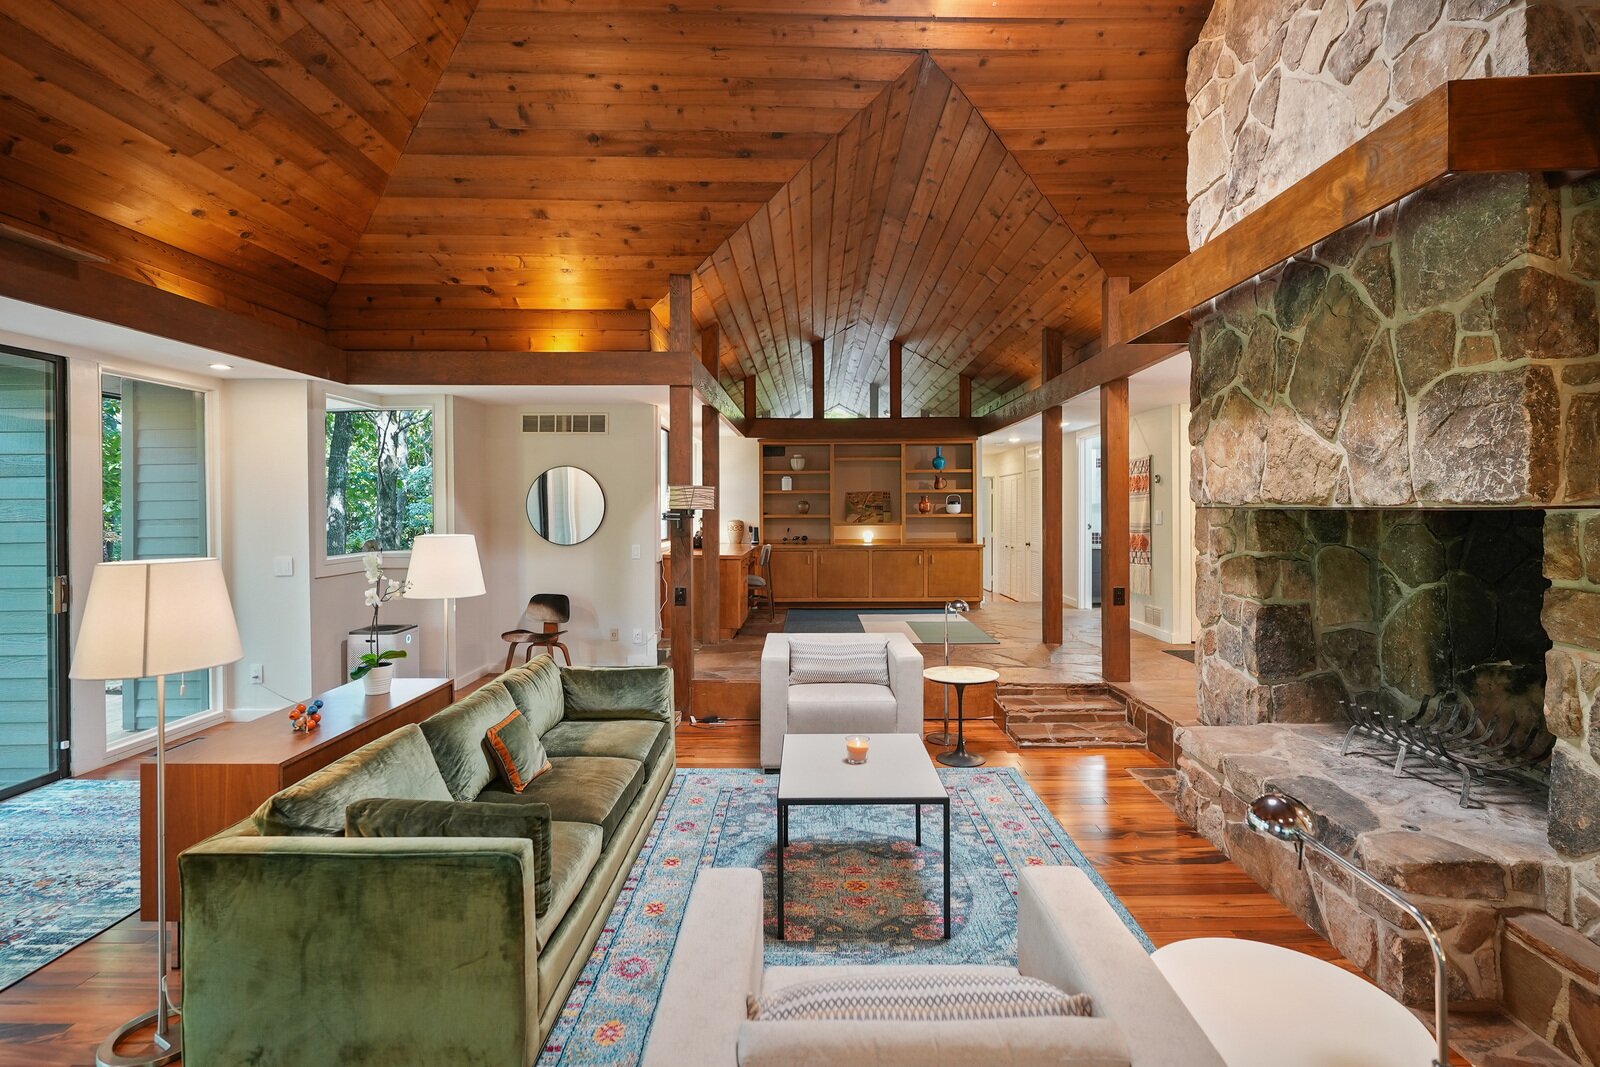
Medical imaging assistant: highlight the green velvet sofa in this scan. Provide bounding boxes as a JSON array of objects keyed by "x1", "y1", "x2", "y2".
[{"x1": 178, "y1": 657, "x2": 676, "y2": 1067}]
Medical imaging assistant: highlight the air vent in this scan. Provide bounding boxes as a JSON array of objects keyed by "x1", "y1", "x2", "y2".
[
  {"x1": 1143, "y1": 604, "x2": 1163, "y2": 628},
  {"x1": 522, "y1": 413, "x2": 608, "y2": 434}
]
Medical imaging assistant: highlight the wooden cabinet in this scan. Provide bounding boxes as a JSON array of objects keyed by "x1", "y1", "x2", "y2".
[
  {"x1": 770, "y1": 548, "x2": 816, "y2": 600},
  {"x1": 871, "y1": 549, "x2": 926, "y2": 599},
  {"x1": 816, "y1": 547, "x2": 870, "y2": 598},
  {"x1": 925, "y1": 546, "x2": 983, "y2": 598}
]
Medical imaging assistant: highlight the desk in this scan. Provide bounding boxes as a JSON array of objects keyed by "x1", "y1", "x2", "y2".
[
  {"x1": 660, "y1": 544, "x2": 756, "y2": 639},
  {"x1": 139, "y1": 677, "x2": 454, "y2": 920}
]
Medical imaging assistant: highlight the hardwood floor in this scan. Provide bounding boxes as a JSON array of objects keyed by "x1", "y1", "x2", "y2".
[{"x1": 0, "y1": 718, "x2": 1348, "y2": 1067}]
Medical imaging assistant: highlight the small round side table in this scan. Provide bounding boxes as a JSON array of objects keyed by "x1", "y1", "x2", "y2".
[{"x1": 924, "y1": 665, "x2": 999, "y2": 768}]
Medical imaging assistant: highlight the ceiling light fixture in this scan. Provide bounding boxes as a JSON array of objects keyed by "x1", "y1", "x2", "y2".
[
  {"x1": 208, "y1": 363, "x2": 233, "y2": 371},
  {"x1": 1008, "y1": 436, "x2": 1020, "y2": 443}
]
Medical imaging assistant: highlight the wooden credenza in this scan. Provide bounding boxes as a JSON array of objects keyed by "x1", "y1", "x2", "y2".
[
  {"x1": 140, "y1": 677, "x2": 454, "y2": 920},
  {"x1": 769, "y1": 543, "x2": 982, "y2": 605},
  {"x1": 660, "y1": 545, "x2": 756, "y2": 639}
]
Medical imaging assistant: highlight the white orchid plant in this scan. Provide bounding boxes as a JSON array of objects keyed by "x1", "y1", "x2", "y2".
[{"x1": 352, "y1": 552, "x2": 410, "y2": 679}]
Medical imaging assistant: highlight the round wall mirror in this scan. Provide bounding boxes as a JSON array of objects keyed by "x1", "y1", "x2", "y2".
[{"x1": 526, "y1": 466, "x2": 605, "y2": 545}]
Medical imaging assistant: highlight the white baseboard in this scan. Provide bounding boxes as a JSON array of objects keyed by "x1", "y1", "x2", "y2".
[{"x1": 1131, "y1": 617, "x2": 1181, "y2": 645}]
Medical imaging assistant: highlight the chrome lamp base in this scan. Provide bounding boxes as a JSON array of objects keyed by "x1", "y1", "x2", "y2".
[{"x1": 95, "y1": 1010, "x2": 181, "y2": 1067}]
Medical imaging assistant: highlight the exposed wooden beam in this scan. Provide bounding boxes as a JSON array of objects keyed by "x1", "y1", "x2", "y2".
[
  {"x1": 699, "y1": 321, "x2": 720, "y2": 376},
  {"x1": 1040, "y1": 326, "x2": 1064, "y2": 382},
  {"x1": 669, "y1": 274, "x2": 693, "y2": 352},
  {"x1": 1120, "y1": 74, "x2": 1600, "y2": 344},
  {"x1": 975, "y1": 342, "x2": 1187, "y2": 432},
  {"x1": 746, "y1": 416, "x2": 980, "y2": 442},
  {"x1": 1100, "y1": 378, "x2": 1130, "y2": 684},
  {"x1": 889, "y1": 339, "x2": 903, "y2": 420},
  {"x1": 347, "y1": 350, "x2": 695, "y2": 386},
  {"x1": 1102, "y1": 277, "x2": 1130, "y2": 347},
  {"x1": 698, "y1": 403, "x2": 721, "y2": 647},
  {"x1": 811, "y1": 338, "x2": 825, "y2": 420},
  {"x1": 959, "y1": 374, "x2": 973, "y2": 419},
  {"x1": 743, "y1": 377, "x2": 758, "y2": 428},
  {"x1": 691, "y1": 359, "x2": 742, "y2": 426},
  {"x1": 668, "y1": 384, "x2": 695, "y2": 715}
]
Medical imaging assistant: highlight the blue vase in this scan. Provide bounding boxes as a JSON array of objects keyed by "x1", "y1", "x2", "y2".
[{"x1": 932, "y1": 447, "x2": 947, "y2": 471}]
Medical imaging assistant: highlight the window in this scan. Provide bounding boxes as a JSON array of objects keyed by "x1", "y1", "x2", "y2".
[
  {"x1": 101, "y1": 374, "x2": 211, "y2": 742},
  {"x1": 325, "y1": 404, "x2": 435, "y2": 556}
]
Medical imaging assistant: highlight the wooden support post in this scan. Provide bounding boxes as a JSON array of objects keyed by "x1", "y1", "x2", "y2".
[
  {"x1": 700, "y1": 321, "x2": 719, "y2": 376},
  {"x1": 1041, "y1": 329, "x2": 1064, "y2": 645},
  {"x1": 742, "y1": 377, "x2": 758, "y2": 427},
  {"x1": 668, "y1": 383, "x2": 695, "y2": 715},
  {"x1": 698, "y1": 405, "x2": 721, "y2": 646},
  {"x1": 1102, "y1": 277, "x2": 1131, "y2": 348},
  {"x1": 669, "y1": 274, "x2": 692, "y2": 351},
  {"x1": 889, "y1": 339, "x2": 903, "y2": 419},
  {"x1": 811, "y1": 338, "x2": 825, "y2": 419},
  {"x1": 1100, "y1": 378, "x2": 1131, "y2": 683},
  {"x1": 959, "y1": 374, "x2": 973, "y2": 419}
]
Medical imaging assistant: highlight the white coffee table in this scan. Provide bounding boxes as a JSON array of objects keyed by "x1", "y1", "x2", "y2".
[
  {"x1": 1152, "y1": 938, "x2": 1438, "y2": 1067},
  {"x1": 776, "y1": 732, "x2": 950, "y2": 940}
]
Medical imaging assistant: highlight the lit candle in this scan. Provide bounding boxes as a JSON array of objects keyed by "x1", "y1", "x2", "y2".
[
  {"x1": 864, "y1": 530, "x2": 874, "y2": 545},
  {"x1": 845, "y1": 735, "x2": 870, "y2": 763}
]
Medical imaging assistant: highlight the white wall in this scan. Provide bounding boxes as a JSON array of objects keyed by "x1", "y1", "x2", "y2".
[
  {"x1": 719, "y1": 425, "x2": 760, "y2": 546},
  {"x1": 1129, "y1": 405, "x2": 1184, "y2": 644},
  {"x1": 477, "y1": 402, "x2": 662, "y2": 666}
]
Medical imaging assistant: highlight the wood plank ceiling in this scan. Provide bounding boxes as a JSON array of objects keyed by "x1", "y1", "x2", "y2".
[{"x1": 0, "y1": 0, "x2": 1207, "y2": 410}]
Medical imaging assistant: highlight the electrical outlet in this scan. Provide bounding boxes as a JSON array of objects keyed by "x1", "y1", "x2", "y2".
[
  {"x1": 249, "y1": 663, "x2": 264, "y2": 684},
  {"x1": 632, "y1": 628, "x2": 644, "y2": 644},
  {"x1": 609, "y1": 628, "x2": 620, "y2": 642}
]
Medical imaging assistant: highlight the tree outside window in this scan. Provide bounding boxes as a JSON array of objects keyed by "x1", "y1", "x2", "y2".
[{"x1": 326, "y1": 406, "x2": 434, "y2": 556}]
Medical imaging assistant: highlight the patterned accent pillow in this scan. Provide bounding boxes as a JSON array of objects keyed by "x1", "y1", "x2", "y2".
[
  {"x1": 746, "y1": 972, "x2": 1092, "y2": 1023},
  {"x1": 788, "y1": 637, "x2": 889, "y2": 686},
  {"x1": 483, "y1": 709, "x2": 552, "y2": 793}
]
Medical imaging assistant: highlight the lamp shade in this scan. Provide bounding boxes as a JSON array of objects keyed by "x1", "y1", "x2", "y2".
[
  {"x1": 406, "y1": 534, "x2": 486, "y2": 599},
  {"x1": 70, "y1": 557, "x2": 243, "y2": 680}
]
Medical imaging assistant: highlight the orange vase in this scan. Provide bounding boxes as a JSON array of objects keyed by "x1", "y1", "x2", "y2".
[{"x1": 917, "y1": 495, "x2": 933, "y2": 514}]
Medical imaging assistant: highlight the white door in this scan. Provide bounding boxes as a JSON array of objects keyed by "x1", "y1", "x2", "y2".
[
  {"x1": 1025, "y1": 449, "x2": 1043, "y2": 602},
  {"x1": 1080, "y1": 435, "x2": 1102, "y2": 609},
  {"x1": 997, "y1": 473, "x2": 1020, "y2": 599},
  {"x1": 982, "y1": 475, "x2": 996, "y2": 593}
]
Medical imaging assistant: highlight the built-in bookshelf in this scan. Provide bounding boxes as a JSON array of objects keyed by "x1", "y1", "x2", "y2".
[{"x1": 759, "y1": 440, "x2": 977, "y2": 544}]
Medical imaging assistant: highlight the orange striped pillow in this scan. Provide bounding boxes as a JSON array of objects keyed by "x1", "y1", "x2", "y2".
[{"x1": 484, "y1": 710, "x2": 551, "y2": 793}]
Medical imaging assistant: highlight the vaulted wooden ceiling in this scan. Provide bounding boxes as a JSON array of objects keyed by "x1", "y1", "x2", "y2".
[{"x1": 0, "y1": 0, "x2": 1207, "y2": 413}]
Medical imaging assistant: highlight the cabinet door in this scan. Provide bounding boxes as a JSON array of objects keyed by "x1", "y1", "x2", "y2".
[
  {"x1": 770, "y1": 549, "x2": 815, "y2": 601},
  {"x1": 871, "y1": 549, "x2": 925, "y2": 599},
  {"x1": 816, "y1": 548, "x2": 871, "y2": 599},
  {"x1": 925, "y1": 548, "x2": 982, "y2": 599}
]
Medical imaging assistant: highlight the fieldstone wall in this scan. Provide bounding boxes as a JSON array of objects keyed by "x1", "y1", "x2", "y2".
[
  {"x1": 1187, "y1": 0, "x2": 1600, "y2": 248},
  {"x1": 1197, "y1": 506, "x2": 1550, "y2": 729},
  {"x1": 1189, "y1": 173, "x2": 1600, "y2": 509},
  {"x1": 1543, "y1": 510, "x2": 1600, "y2": 866}
]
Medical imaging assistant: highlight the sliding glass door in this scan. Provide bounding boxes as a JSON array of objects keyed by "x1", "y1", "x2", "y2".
[{"x1": 0, "y1": 347, "x2": 69, "y2": 801}]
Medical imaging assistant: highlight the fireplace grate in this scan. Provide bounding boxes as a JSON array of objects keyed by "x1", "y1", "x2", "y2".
[{"x1": 1341, "y1": 691, "x2": 1553, "y2": 808}]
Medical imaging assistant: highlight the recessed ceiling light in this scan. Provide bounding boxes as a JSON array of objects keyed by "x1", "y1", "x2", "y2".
[
  {"x1": 208, "y1": 363, "x2": 233, "y2": 371},
  {"x1": 1008, "y1": 435, "x2": 1020, "y2": 443}
]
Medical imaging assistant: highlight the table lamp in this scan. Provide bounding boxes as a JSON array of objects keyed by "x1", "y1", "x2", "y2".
[
  {"x1": 405, "y1": 535, "x2": 486, "y2": 681},
  {"x1": 70, "y1": 558, "x2": 242, "y2": 1067},
  {"x1": 1248, "y1": 791, "x2": 1450, "y2": 1067}
]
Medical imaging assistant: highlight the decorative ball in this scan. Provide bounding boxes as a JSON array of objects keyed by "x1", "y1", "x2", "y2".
[{"x1": 312, "y1": 700, "x2": 324, "y2": 710}]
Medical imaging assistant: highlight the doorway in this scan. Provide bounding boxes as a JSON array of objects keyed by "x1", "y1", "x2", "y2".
[
  {"x1": 1078, "y1": 434, "x2": 1102, "y2": 609},
  {"x1": 0, "y1": 347, "x2": 70, "y2": 801}
]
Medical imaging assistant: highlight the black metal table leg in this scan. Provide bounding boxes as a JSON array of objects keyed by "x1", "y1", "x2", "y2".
[
  {"x1": 777, "y1": 800, "x2": 786, "y2": 939},
  {"x1": 942, "y1": 798, "x2": 951, "y2": 938},
  {"x1": 938, "y1": 682, "x2": 985, "y2": 767},
  {"x1": 915, "y1": 802, "x2": 922, "y2": 846}
]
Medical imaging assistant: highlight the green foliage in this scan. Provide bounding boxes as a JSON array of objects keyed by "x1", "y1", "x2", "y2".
[
  {"x1": 101, "y1": 396, "x2": 122, "y2": 562},
  {"x1": 349, "y1": 648, "x2": 407, "y2": 680},
  {"x1": 325, "y1": 408, "x2": 434, "y2": 555}
]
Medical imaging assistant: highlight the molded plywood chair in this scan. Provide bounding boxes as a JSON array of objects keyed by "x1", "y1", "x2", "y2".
[
  {"x1": 746, "y1": 543, "x2": 775, "y2": 620},
  {"x1": 501, "y1": 593, "x2": 572, "y2": 669}
]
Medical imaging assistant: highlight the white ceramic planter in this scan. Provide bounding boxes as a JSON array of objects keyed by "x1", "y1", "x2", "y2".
[{"x1": 362, "y1": 664, "x2": 394, "y2": 696}]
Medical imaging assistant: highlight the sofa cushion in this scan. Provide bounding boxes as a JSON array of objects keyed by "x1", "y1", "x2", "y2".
[
  {"x1": 478, "y1": 755, "x2": 644, "y2": 844},
  {"x1": 787, "y1": 636, "x2": 889, "y2": 686},
  {"x1": 537, "y1": 821, "x2": 603, "y2": 949},
  {"x1": 484, "y1": 710, "x2": 552, "y2": 793},
  {"x1": 253, "y1": 724, "x2": 451, "y2": 836},
  {"x1": 542, "y1": 719, "x2": 668, "y2": 769},
  {"x1": 420, "y1": 681, "x2": 517, "y2": 800},
  {"x1": 749, "y1": 970, "x2": 1091, "y2": 1022},
  {"x1": 787, "y1": 684, "x2": 899, "y2": 736},
  {"x1": 344, "y1": 797, "x2": 557, "y2": 913},
  {"x1": 559, "y1": 665, "x2": 673, "y2": 722},
  {"x1": 500, "y1": 655, "x2": 566, "y2": 737}
]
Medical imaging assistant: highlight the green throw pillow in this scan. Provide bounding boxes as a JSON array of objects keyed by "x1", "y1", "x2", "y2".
[
  {"x1": 484, "y1": 709, "x2": 551, "y2": 793},
  {"x1": 345, "y1": 797, "x2": 555, "y2": 913}
]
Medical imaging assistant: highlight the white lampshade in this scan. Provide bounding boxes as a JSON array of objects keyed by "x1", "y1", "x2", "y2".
[
  {"x1": 70, "y1": 557, "x2": 243, "y2": 680},
  {"x1": 406, "y1": 534, "x2": 486, "y2": 599}
]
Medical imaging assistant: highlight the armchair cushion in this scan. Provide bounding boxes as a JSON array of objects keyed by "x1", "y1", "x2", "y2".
[
  {"x1": 787, "y1": 636, "x2": 889, "y2": 686},
  {"x1": 560, "y1": 665, "x2": 674, "y2": 722},
  {"x1": 252, "y1": 724, "x2": 452, "y2": 836},
  {"x1": 748, "y1": 970, "x2": 1092, "y2": 1022},
  {"x1": 787, "y1": 684, "x2": 899, "y2": 735}
]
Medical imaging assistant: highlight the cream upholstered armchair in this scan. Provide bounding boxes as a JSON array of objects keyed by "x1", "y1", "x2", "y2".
[
  {"x1": 759, "y1": 632, "x2": 923, "y2": 770},
  {"x1": 641, "y1": 867, "x2": 1227, "y2": 1067}
]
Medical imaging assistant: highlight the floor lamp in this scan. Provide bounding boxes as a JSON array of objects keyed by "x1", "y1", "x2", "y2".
[
  {"x1": 404, "y1": 534, "x2": 487, "y2": 681},
  {"x1": 71, "y1": 558, "x2": 242, "y2": 1067}
]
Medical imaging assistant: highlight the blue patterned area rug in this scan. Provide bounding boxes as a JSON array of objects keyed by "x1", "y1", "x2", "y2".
[
  {"x1": 0, "y1": 779, "x2": 141, "y2": 991},
  {"x1": 539, "y1": 766, "x2": 1148, "y2": 1065}
]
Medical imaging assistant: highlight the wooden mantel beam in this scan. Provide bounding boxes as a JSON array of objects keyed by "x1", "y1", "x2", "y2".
[
  {"x1": 1121, "y1": 74, "x2": 1600, "y2": 344},
  {"x1": 975, "y1": 341, "x2": 1187, "y2": 433}
]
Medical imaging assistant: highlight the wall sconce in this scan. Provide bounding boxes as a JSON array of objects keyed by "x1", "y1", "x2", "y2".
[{"x1": 663, "y1": 485, "x2": 716, "y2": 530}]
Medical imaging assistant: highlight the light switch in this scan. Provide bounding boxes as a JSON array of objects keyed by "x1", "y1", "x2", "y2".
[
  {"x1": 1154, "y1": 510, "x2": 1165, "y2": 526},
  {"x1": 631, "y1": 544, "x2": 641, "y2": 560},
  {"x1": 273, "y1": 555, "x2": 294, "y2": 577}
]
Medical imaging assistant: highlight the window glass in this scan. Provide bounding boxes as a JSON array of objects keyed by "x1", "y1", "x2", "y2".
[{"x1": 325, "y1": 406, "x2": 435, "y2": 556}]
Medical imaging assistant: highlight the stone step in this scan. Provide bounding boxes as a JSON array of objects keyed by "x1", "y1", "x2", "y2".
[
  {"x1": 1009, "y1": 721, "x2": 1147, "y2": 748},
  {"x1": 997, "y1": 683, "x2": 1144, "y2": 748}
]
